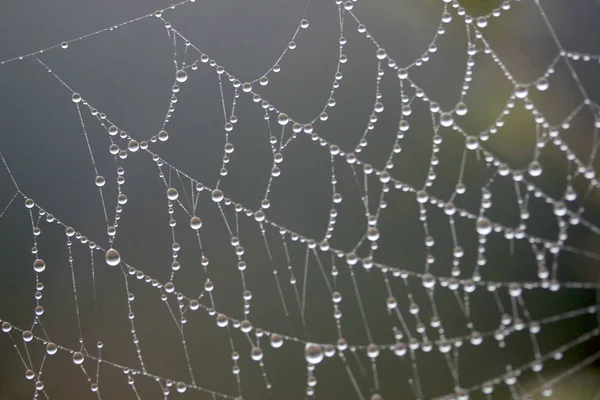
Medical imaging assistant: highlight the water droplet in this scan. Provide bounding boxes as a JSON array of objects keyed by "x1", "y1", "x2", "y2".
[
  {"x1": 416, "y1": 190, "x2": 429, "y2": 204},
  {"x1": 456, "y1": 102, "x2": 468, "y2": 116},
  {"x1": 128, "y1": 140, "x2": 139, "y2": 152},
  {"x1": 422, "y1": 273, "x2": 436, "y2": 288},
  {"x1": 367, "y1": 344, "x2": 380, "y2": 358},
  {"x1": 22, "y1": 330, "x2": 33, "y2": 342},
  {"x1": 73, "y1": 352, "x2": 84, "y2": 364},
  {"x1": 251, "y1": 347, "x2": 263, "y2": 361},
  {"x1": 46, "y1": 342, "x2": 58, "y2": 355},
  {"x1": 216, "y1": 314, "x2": 228, "y2": 327},
  {"x1": 553, "y1": 201, "x2": 567, "y2": 216},
  {"x1": 167, "y1": 188, "x2": 179, "y2": 201},
  {"x1": 105, "y1": 248, "x2": 121, "y2": 266},
  {"x1": 305, "y1": 343, "x2": 324, "y2": 364},
  {"x1": 476, "y1": 217, "x2": 492, "y2": 236},
  {"x1": 176, "y1": 382, "x2": 187, "y2": 393},
  {"x1": 515, "y1": 84, "x2": 529, "y2": 99},
  {"x1": 212, "y1": 189, "x2": 224, "y2": 202},
  {"x1": 278, "y1": 113, "x2": 289, "y2": 125},
  {"x1": 367, "y1": 227, "x2": 379, "y2": 241},
  {"x1": 175, "y1": 70, "x2": 188, "y2": 83},
  {"x1": 270, "y1": 333, "x2": 283, "y2": 348},
  {"x1": 465, "y1": 136, "x2": 479, "y2": 150},
  {"x1": 440, "y1": 112, "x2": 454, "y2": 127},
  {"x1": 536, "y1": 78, "x2": 549, "y2": 91},
  {"x1": 190, "y1": 216, "x2": 202, "y2": 230},
  {"x1": 95, "y1": 176, "x2": 106, "y2": 187},
  {"x1": 33, "y1": 259, "x2": 46, "y2": 273},
  {"x1": 158, "y1": 130, "x2": 169, "y2": 141},
  {"x1": 528, "y1": 160, "x2": 542, "y2": 177}
]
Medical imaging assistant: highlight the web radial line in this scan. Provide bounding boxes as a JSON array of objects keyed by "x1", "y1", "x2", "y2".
[
  {"x1": 89, "y1": 248, "x2": 100, "y2": 334},
  {"x1": 348, "y1": 3, "x2": 448, "y2": 70},
  {"x1": 37, "y1": 46, "x2": 600, "y2": 253},
  {"x1": 434, "y1": 328, "x2": 600, "y2": 399},
  {"x1": 3, "y1": 210, "x2": 598, "y2": 353},
  {"x1": 177, "y1": 306, "x2": 198, "y2": 386},
  {"x1": 121, "y1": 271, "x2": 147, "y2": 374},
  {"x1": 260, "y1": 224, "x2": 291, "y2": 318},
  {"x1": 0, "y1": 1, "x2": 192, "y2": 66},
  {"x1": 348, "y1": 266, "x2": 374, "y2": 344},
  {"x1": 249, "y1": 0, "x2": 313, "y2": 84},
  {"x1": 301, "y1": 246, "x2": 310, "y2": 318},
  {"x1": 73, "y1": 100, "x2": 109, "y2": 224},
  {"x1": 311, "y1": 249, "x2": 334, "y2": 294},
  {"x1": 65, "y1": 235, "x2": 86, "y2": 348},
  {"x1": 7, "y1": 335, "x2": 30, "y2": 375},
  {"x1": 532, "y1": 0, "x2": 591, "y2": 102},
  {"x1": 339, "y1": 353, "x2": 366, "y2": 400},
  {"x1": 216, "y1": 203, "x2": 234, "y2": 237},
  {"x1": 18, "y1": 175, "x2": 600, "y2": 299},
  {"x1": 0, "y1": 192, "x2": 18, "y2": 219},
  {"x1": 524, "y1": 349, "x2": 600, "y2": 398},
  {"x1": 442, "y1": 352, "x2": 461, "y2": 390},
  {"x1": 281, "y1": 234, "x2": 308, "y2": 335},
  {"x1": 0, "y1": 151, "x2": 21, "y2": 192},
  {"x1": 408, "y1": 350, "x2": 425, "y2": 400},
  {"x1": 351, "y1": 350, "x2": 368, "y2": 377},
  {"x1": 0, "y1": 312, "x2": 236, "y2": 397}
]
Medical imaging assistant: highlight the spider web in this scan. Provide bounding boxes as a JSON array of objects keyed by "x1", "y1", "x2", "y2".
[{"x1": 0, "y1": 0, "x2": 600, "y2": 399}]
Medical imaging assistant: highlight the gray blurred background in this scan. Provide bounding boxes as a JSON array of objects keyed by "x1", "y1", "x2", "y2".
[{"x1": 1, "y1": 0, "x2": 600, "y2": 399}]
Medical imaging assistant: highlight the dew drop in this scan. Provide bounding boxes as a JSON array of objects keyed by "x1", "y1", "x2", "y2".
[
  {"x1": 175, "y1": 70, "x2": 188, "y2": 83},
  {"x1": 167, "y1": 188, "x2": 179, "y2": 201},
  {"x1": 46, "y1": 342, "x2": 58, "y2": 355},
  {"x1": 33, "y1": 259, "x2": 46, "y2": 273},
  {"x1": 536, "y1": 78, "x2": 549, "y2": 91},
  {"x1": 271, "y1": 333, "x2": 283, "y2": 348},
  {"x1": 440, "y1": 112, "x2": 454, "y2": 127},
  {"x1": 278, "y1": 113, "x2": 289, "y2": 126},
  {"x1": 176, "y1": 382, "x2": 187, "y2": 393},
  {"x1": 128, "y1": 140, "x2": 139, "y2": 152},
  {"x1": 73, "y1": 352, "x2": 84, "y2": 365},
  {"x1": 212, "y1": 189, "x2": 224, "y2": 202},
  {"x1": 105, "y1": 248, "x2": 121, "y2": 266},
  {"x1": 251, "y1": 347, "x2": 264, "y2": 361},
  {"x1": 528, "y1": 160, "x2": 543, "y2": 177},
  {"x1": 476, "y1": 217, "x2": 492, "y2": 236},
  {"x1": 515, "y1": 84, "x2": 529, "y2": 99},
  {"x1": 190, "y1": 216, "x2": 202, "y2": 230},
  {"x1": 22, "y1": 330, "x2": 33, "y2": 342},
  {"x1": 305, "y1": 343, "x2": 324, "y2": 364}
]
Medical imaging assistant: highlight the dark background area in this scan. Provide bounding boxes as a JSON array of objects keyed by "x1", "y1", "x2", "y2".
[{"x1": 1, "y1": 0, "x2": 600, "y2": 399}]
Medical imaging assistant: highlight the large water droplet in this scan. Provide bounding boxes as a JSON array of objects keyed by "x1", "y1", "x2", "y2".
[
  {"x1": 167, "y1": 188, "x2": 179, "y2": 201},
  {"x1": 105, "y1": 248, "x2": 121, "y2": 266},
  {"x1": 305, "y1": 343, "x2": 324, "y2": 364},
  {"x1": 73, "y1": 352, "x2": 84, "y2": 364},
  {"x1": 175, "y1": 70, "x2": 188, "y2": 83},
  {"x1": 33, "y1": 259, "x2": 46, "y2": 273},
  {"x1": 190, "y1": 216, "x2": 202, "y2": 230},
  {"x1": 476, "y1": 217, "x2": 492, "y2": 236},
  {"x1": 212, "y1": 189, "x2": 224, "y2": 202}
]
